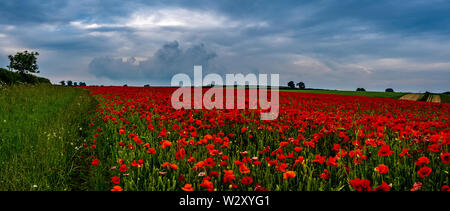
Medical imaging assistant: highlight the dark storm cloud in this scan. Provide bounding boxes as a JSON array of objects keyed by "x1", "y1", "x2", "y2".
[
  {"x1": 0, "y1": 0, "x2": 449, "y2": 91},
  {"x1": 88, "y1": 41, "x2": 217, "y2": 81}
]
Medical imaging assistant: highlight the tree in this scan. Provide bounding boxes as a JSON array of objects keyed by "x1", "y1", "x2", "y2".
[
  {"x1": 356, "y1": 88, "x2": 366, "y2": 91},
  {"x1": 296, "y1": 82, "x2": 305, "y2": 90},
  {"x1": 144, "y1": 84, "x2": 150, "y2": 87},
  {"x1": 7, "y1": 51, "x2": 40, "y2": 74},
  {"x1": 385, "y1": 88, "x2": 394, "y2": 92},
  {"x1": 67, "y1": 80, "x2": 73, "y2": 86},
  {"x1": 79, "y1": 82, "x2": 86, "y2": 86},
  {"x1": 59, "y1": 80, "x2": 65, "y2": 86},
  {"x1": 287, "y1": 81, "x2": 295, "y2": 89},
  {"x1": 74, "y1": 82, "x2": 78, "y2": 86}
]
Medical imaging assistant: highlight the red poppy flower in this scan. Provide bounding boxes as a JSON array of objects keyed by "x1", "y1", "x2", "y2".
[
  {"x1": 91, "y1": 158, "x2": 100, "y2": 166},
  {"x1": 349, "y1": 178, "x2": 372, "y2": 191},
  {"x1": 441, "y1": 152, "x2": 450, "y2": 164},
  {"x1": 415, "y1": 156, "x2": 429, "y2": 166},
  {"x1": 377, "y1": 145, "x2": 394, "y2": 157},
  {"x1": 111, "y1": 185, "x2": 123, "y2": 191},
  {"x1": 182, "y1": 184, "x2": 194, "y2": 191},
  {"x1": 111, "y1": 176, "x2": 120, "y2": 184},
  {"x1": 241, "y1": 176, "x2": 254, "y2": 185},
  {"x1": 417, "y1": 166, "x2": 432, "y2": 178},
  {"x1": 375, "y1": 164, "x2": 389, "y2": 174},
  {"x1": 200, "y1": 180, "x2": 214, "y2": 191},
  {"x1": 411, "y1": 182, "x2": 422, "y2": 191},
  {"x1": 320, "y1": 169, "x2": 330, "y2": 180},
  {"x1": 374, "y1": 182, "x2": 391, "y2": 191},
  {"x1": 283, "y1": 171, "x2": 296, "y2": 179}
]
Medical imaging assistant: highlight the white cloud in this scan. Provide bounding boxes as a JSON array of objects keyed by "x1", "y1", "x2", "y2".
[
  {"x1": 355, "y1": 58, "x2": 450, "y2": 72},
  {"x1": 69, "y1": 7, "x2": 268, "y2": 31}
]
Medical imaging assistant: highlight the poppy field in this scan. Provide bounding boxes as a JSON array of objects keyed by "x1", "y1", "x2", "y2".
[{"x1": 81, "y1": 86, "x2": 449, "y2": 191}]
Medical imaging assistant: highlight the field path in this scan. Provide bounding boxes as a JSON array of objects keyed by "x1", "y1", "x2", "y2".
[
  {"x1": 428, "y1": 95, "x2": 441, "y2": 103},
  {"x1": 399, "y1": 94, "x2": 422, "y2": 101}
]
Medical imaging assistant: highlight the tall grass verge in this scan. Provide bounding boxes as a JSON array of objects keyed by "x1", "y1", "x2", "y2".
[{"x1": 0, "y1": 84, "x2": 96, "y2": 190}]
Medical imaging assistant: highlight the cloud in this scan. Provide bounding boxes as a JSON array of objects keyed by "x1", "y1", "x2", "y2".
[
  {"x1": 1, "y1": 0, "x2": 450, "y2": 92},
  {"x1": 88, "y1": 41, "x2": 217, "y2": 82}
]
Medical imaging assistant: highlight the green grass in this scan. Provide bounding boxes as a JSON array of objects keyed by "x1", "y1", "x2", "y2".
[
  {"x1": 283, "y1": 89, "x2": 407, "y2": 99},
  {"x1": 439, "y1": 94, "x2": 450, "y2": 103},
  {"x1": 0, "y1": 84, "x2": 96, "y2": 190}
]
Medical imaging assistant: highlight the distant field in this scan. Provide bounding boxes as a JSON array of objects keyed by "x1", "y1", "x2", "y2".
[
  {"x1": 282, "y1": 89, "x2": 407, "y2": 99},
  {"x1": 440, "y1": 94, "x2": 450, "y2": 103},
  {"x1": 0, "y1": 84, "x2": 96, "y2": 190}
]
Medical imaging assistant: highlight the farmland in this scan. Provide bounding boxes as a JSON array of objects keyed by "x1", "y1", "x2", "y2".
[
  {"x1": 284, "y1": 89, "x2": 407, "y2": 99},
  {"x1": 80, "y1": 86, "x2": 449, "y2": 191},
  {"x1": 1, "y1": 85, "x2": 449, "y2": 191}
]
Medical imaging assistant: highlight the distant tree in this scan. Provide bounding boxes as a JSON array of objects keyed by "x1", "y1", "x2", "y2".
[
  {"x1": 287, "y1": 81, "x2": 295, "y2": 89},
  {"x1": 79, "y1": 82, "x2": 86, "y2": 86},
  {"x1": 123, "y1": 84, "x2": 128, "y2": 87},
  {"x1": 59, "y1": 80, "x2": 65, "y2": 86},
  {"x1": 385, "y1": 88, "x2": 394, "y2": 92},
  {"x1": 296, "y1": 82, "x2": 305, "y2": 90},
  {"x1": 67, "y1": 80, "x2": 73, "y2": 86},
  {"x1": 74, "y1": 82, "x2": 78, "y2": 86},
  {"x1": 144, "y1": 84, "x2": 150, "y2": 87},
  {"x1": 356, "y1": 88, "x2": 366, "y2": 91},
  {"x1": 7, "y1": 51, "x2": 40, "y2": 74}
]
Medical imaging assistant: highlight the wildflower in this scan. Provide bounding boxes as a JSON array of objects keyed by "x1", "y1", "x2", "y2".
[
  {"x1": 161, "y1": 140, "x2": 172, "y2": 149},
  {"x1": 200, "y1": 180, "x2": 214, "y2": 191},
  {"x1": 411, "y1": 182, "x2": 422, "y2": 191},
  {"x1": 283, "y1": 171, "x2": 296, "y2": 179},
  {"x1": 91, "y1": 158, "x2": 100, "y2": 166},
  {"x1": 375, "y1": 164, "x2": 389, "y2": 174},
  {"x1": 399, "y1": 148, "x2": 410, "y2": 157},
  {"x1": 111, "y1": 176, "x2": 120, "y2": 184},
  {"x1": 182, "y1": 184, "x2": 194, "y2": 191},
  {"x1": 320, "y1": 169, "x2": 330, "y2": 180},
  {"x1": 241, "y1": 176, "x2": 254, "y2": 185},
  {"x1": 119, "y1": 164, "x2": 128, "y2": 172},
  {"x1": 294, "y1": 147, "x2": 302, "y2": 152},
  {"x1": 223, "y1": 170, "x2": 236, "y2": 183},
  {"x1": 254, "y1": 184, "x2": 268, "y2": 191},
  {"x1": 147, "y1": 148, "x2": 156, "y2": 154},
  {"x1": 280, "y1": 142, "x2": 289, "y2": 147},
  {"x1": 441, "y1": 152, "x2": 450, "y2": 164},
  {"x1": 415, "y1": 156, "x2": 429, "y2": 166},
  {"x1": 326, "y1": 157, "x2": 338, "y2": 167},
  {"x1": 417, "y1": 166, "x2": 432, "y2": 178},
  {"x1": 239, "y1": 164, "x2": 250, "y2": 174},
  {"x1": 374, "y1": 182, "x2": 391, "y2": 191},
  {"x1": 111, "y1": 185, "x2": 123, "y2": 191},
  {"x1": 349, "y1": 178, "x2": 372, "y2": 191},
  {"x1": 312, "y1": 154, "x2": 325, "y2": 164},
  {"x1": 377, "y1": 145, "x2": 394, "y2": 157}
]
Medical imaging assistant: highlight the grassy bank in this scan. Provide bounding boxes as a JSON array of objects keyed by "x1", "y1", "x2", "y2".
[
  {"x1": 0, "y1": 84, "x2": 96, "y2": 190},
  {"x1": 283, "y1": 89, "x2": 407, "y2": 99}
]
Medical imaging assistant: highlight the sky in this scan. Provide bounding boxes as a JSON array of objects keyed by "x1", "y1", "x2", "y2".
[{"x1": 0, "y1": 0, "x2": 449, "y2": 92}]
